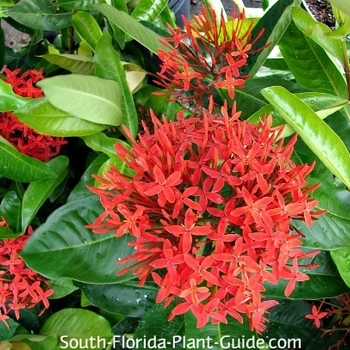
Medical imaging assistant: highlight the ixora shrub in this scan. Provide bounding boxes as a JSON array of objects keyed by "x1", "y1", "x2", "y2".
[{"x1": 1, "y1": 0, "x2": 350, "y2": 348}]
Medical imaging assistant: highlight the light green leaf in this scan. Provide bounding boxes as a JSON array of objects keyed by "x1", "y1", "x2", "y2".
[
  {"x1": 37, "y1": 75, "x2": 122, "y2": 126},
  {"x1": 0, "y1": 136, "x2": 56, "y2": 182},
  {"x1": 94, "y1": 31, "x2": 139, "y2": 137},
  {"x1": 43, "y1": 53, "x2": 94, "y2": 75},
  {"x1": 40, "y1": 309, "x2": 112, "y2": 349},
  {"x1": 72, "y1": 11, "x2": 102, "y2": 51},
  {"x1": 6, "y1": 0, "x2": 72, "y2": 30},
  {"x1": 0, "y1": 79, "x2": 30, "y2": 111},
  {"x1": 131, "y1": 0, "x2": 168, "y2": 22},
  {"x1": 95, "y1": 3, "x2": 167, "y2": 54},
  {"x1": 14, "y1": 98, "x2": 106, "y2": 137},
  {"x1": 21, "y1": 155, "x2": 69, "y2": 231},
  {"x1": 261, "y1": 86, "x2": 350, "y2": 189},
  {"x1": 328, "y1": 0, "x2": 350, "y2": 16},
  {"x1": 50, "y1": 278, "x2": 78, "y2": 299},
  {"x1": 21, "y1": 195, "x2": 135, "y2": 284},
  {"x1": 331, "y1": 248, "x2": 350, "y2": 288}
]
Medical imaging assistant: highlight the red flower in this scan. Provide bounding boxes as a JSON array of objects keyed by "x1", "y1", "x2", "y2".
[
  {"x1": 0, "y1": 219, "x2": 54, "y2": 326},
  {"x1": 154, "y1": 6, "x2": 266, "y2": 112},
  {"x1": 0, "y1": 67, "x2": 66, "y2": 162},
  {"x1": 89, "y1": 104, "x2": 324, "y2": 333}
]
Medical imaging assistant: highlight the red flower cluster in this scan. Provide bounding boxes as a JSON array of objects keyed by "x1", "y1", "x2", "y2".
[
  {"x1": 155, "y1": 6, "x2": 265, "y2": 111},
  {"x1": 0, "y1": 67, "x2": 66, "y2": 162},
  {"x1": 0, "y1": 218, "x2": 54, "y2": 326},
  {"x1": 89, "y1": 105, "x2": 323, "y2": 333}
]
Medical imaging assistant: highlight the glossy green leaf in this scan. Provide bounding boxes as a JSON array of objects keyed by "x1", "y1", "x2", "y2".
[
  {"x1": 244, "y1": 0, "x2": 301, "y2": 77},
  {"x1": 279, "y1": 21, "x2": 348, "y2": 98},
  {"x1": 50, "y1": 278, "x2": 78, "y2": 299},
  {"x1": 37, "y1": 75, "x2": 122, "y2": 126},
  {"x1": 21, "y1": 155, "x2": 69, "y2": 231},
  {"x1": 133, "y1": 303, "x2": 184, "y2": 348},
  {"x1": 329, "y1": 0, "x2": 350, "y2": 16},
  {"x1": 10, "y1": 334, "x2": 58, "y2": 350},
  {"x1": 95, "y1": 3, "x2": 167, "y2": 54},
  {"x1": 0, "y1": 136, "x2": 56, "y2": 182},
  {"x1": 75, "y1": 281, "x2": 157, "y2": 317},
  {"x1": 21, "y1": 195, "x2": 135, "y2": 283},
  {"x1": 261, "y1": 86, "x2": 350, "y2": 189},
  {"x1": 295, "y1": 179, "x2": 350, "y2": 250},
  {"x1": 14, "y1": 98, "x2": 106, "y2": 137},
  {"x1": 292, "y1": 7, "x2": 344, "y2": 61},
  {"x1": 131, "y1": 0, "x2": 168, "y2": 23},
  {"x1": 40, "y1": 309, "x2": 112, "y2": 348},
  {"x1": 264, "y1": 251, "x2": 349, "y2": 299},
  {"x1": 185, "y1": 313, "x2": 265, "y2": 350},
  {"x1": 43, "y1": 53, "x2": 94, "y2": 75},
  {"x1": 0, "y1": 79, "x2": 30, "y2": 111},
  {"x1": 72, "y1": 11, "x2": 102, "y2": 51},
  {"x1": 56, "y1": 0, "x2": 103, "y2": 10},
  {"x1": 82, "y1": 133, "x2": 129, "y2": 158},
  {"x1": 6, "y1": 0, "x2": 72, "y2": 30},
  {"x1": 0, "y1": 191, "x2": 21, "y2": 231},
  {"x1": 331, "y1": 248, "x2": 350, "y2": 288},
  {"x1": 94, "y1": 32, "x2": 139, "y2": 137}
]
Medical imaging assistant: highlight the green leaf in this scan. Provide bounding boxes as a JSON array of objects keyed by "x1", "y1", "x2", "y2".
[
  {"x1": 21, "y1": 155, "x2": 69, "y2": 231},
  {"x1": 14, "y1": 98, "x2": 106, "y2": 137},
  {"x1": 264, "y1": 251, "x2": 349, "y2": 299},
  {"x1": 133, "y1": 303, "x2": 184, "y2": 349},
  {"x1": 94, "y1": 31, "x2": 139, "y2": 137},
  {"x1": 20, "y1": 195, "x2": 135, "y2": 284},
  {"x1": 331, "y1": 248, "x2": 350, "y2": 287},
  {"x1": 43, "y1": 53, "x2": 94, "y2": 75},
  {"x1": 71, "y1": 11, "x2": 102, "y2": 51},
  {"x1": 40, "y1": 309, "x2": 112, "y2": 348},
  {"x1": 0, "y1": 225, "x2": 20, "y2": 238},
  {"x1": 131, "y1": 0, "x2": 168, "y2": 22},
  {"x1": 0, "y1": 136, "x2": 56, "y2": 182},
  {"x1": 184, "y1": 313, "x2": 265, "y2": 350},
  {"x1": 0, "y1": 190, "x2": 21, "y2": 231},
  {"x1": 57, "y1": 0, "x2": 104, "y2": 10},
  {"x1": 292, "y1": 7, "x2": 344, "y2": 61},
  {"x1": 37, "y1": 75, "x2": 122, "y2": 126},
  {"x1": 295, "y1": 179, "x2": 350, "y2": 250},
  {"x1": 50, "y1": 277, "x2": 78, "y2": 299},
  {"x1": 279, "y1": 21, "x2": 348, "y2": 98},
  {"x1": 6, "y1": 0, "x2": 72, "y2": 30},
  {"x1": 0, "y1": 318, "x2": 19, "y2": 341},
  {"x1": 75, "y1": 281, "x2": 157, "y2": 317},
  {"x1": 0, "y1": 79, "x2": 30, "y2": 111},
  {"x1": 95, "y1": 3, "x2": 167, "y2": 55},
  {"x1": 261, "y1": 86, "x2": 350, "y2": 189},
  {"x1": 10, "y1": 334, "x2": 58, "y2": 350},
  {"x1": 329, "y1": 0, "x2": 350, "y2": 16},
  {"x1": 244, "y1": 0, "x2": 301, "y2": 77}
]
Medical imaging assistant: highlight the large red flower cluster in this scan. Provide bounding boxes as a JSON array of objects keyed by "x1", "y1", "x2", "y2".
[
  {"x1": 0, "y1": 67, "x2": 66, "y2": 162},
  {"x1": 89, "y1": 105, "x2": 323, "y2": 333},
  {"x1": 0, "y1": 218, "x2": 54, "y2": 325},
  {"x1": 155, "y1": 6, "x2": 265, "y2": 111}
]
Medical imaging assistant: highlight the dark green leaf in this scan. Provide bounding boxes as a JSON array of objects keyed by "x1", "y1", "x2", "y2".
[
  {"x1": 0, "y1": 190, "x2": 21, "y2": 231},
  {"x1": 57, "y1": 0, "x2": 104, "y2": 10},
  {"x1": 131, "y1": 0, "x2": 168, "y2": 23},
  {"x1": 0, "y1": 137, "x2": 56, "y2": 182},
  {"x1": 21, "y1": 195, "x2": 135, "y2": 283},
  {"x1": 95, "y1": 3, "x2": 167, "y2": 54},
  {"x1": 75, "y1": 281, "x2": 157, "y2": 317},
  {"x1": 279, "y1": 21, "x2": 348, "y2": 98},
  {"x1": 21, "y1": 155, "x2": 69, "y2": 231},
  {"x1": 14, "y1": 98, "x2": 107, "y2": 137},
  {"x1": 6, "y1": 0, "x2": 72, "y2": 30},
  {"x1": 0, "y1": 318, "x2": 19, "y2": 341},
  {"x1": 94, "y1": 31, "x2": 138, "y2": 137},
  {"x1": 50, "y1": 277, "x2": 78, "y2": 299}
]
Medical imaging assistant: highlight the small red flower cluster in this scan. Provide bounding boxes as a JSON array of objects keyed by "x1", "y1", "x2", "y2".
[
  {"x1": 0, "y1": 218, "x2": 54, "y2": 326},
  {"x1": 155, "y1": 6, "x2": 265, "y2": 111},
  {"x1": 89, "y1": 105, "x2": 323, "y2": 333},
  {"x1": 0, "y1": 67, "x2": 66, "y2": 162}
]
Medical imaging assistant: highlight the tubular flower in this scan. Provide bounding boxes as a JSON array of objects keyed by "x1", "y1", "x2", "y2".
[
  {"x1": 0, "y1": 219, "x2": 54, "y2": 326},
  {"x1": 0, "y1": 67, "x2": 66, "y2": 162},
  {"x1": 88, "y1": 107, "x2": 324, "y2": 333},
  {"x1": 154, "y1": 6, "x2": 265, "y2": 111}
]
